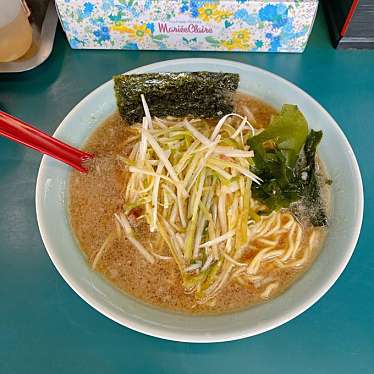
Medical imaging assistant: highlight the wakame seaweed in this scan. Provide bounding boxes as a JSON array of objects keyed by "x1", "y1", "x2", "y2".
[
  {"x1": 293, "y1": 130, "x2": 328, "y2": 227},
  {"x1": 248, "y1": 105, "x2": 309, "y2": 211},
  {"x1": 248, "y1": 105, "x2": 328, "y2": 227},
  {"x1": 113, "y1": 72, "x2": 239, "y2": 123}
]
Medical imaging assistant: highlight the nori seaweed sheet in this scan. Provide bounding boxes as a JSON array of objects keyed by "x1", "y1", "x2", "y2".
[{"x1": 113, "y1": 72, "x2": 240, "y2": 123}]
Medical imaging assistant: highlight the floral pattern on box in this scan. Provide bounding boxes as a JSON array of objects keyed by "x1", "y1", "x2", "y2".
[{"x1": 56, "y1": 0, "x2": 318, "y2": 53}]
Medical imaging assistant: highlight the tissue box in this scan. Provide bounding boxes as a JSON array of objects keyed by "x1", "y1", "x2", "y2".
[{"x1": 56, "y1": 0, "x2": 318, "y2": 53}]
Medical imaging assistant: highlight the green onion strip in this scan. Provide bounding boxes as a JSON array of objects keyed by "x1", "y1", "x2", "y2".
[{"x1": 116, "y1": 96, "x2": 266, "y2": 303}]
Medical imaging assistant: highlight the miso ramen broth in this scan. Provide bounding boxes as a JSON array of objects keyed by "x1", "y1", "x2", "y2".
[{"x1": 69, "y1": 93, "x2": 329, "y2": 314}]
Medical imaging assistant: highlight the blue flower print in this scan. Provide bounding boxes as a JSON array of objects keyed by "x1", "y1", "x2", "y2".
[
  {"x1": 259, "y1": 4, "x2": 289, "y2": 29},
  {"x1": 234, "y1": 9, "x2": 257, "y2": 25},
  {"x1": 144, "y1": 0, "x2": 152, "y2": 10},
  {"x1": 180, "y1": 0, "x2": 189, "y2": 13},
  {"x1": 115, "y1": 2, "x2": 140, "y2": 18},
  {"x1": 270, "y1": 36, "x2": 281, "y2": 52},
  {"x1": 93, "y1": 26, "x2": 110, "y2": 44},
  {"x1": 281, "y1": 22, "x2": 308, "y2": 42},
  {"x1": 82, "y1": 2, "x2": 94, "y2": 18},
  {"x1": 62, "y1": 20, "x2": 70, "y2": 32},
  {"x1": 189, "y1": 0, "x2": 200, "y2": 18},
  {"x1": 123, "y1": 42, "x2": 139, "y2": 50},
  {"x1": 146, "y1": 22, "x2": 155, "y2": 33},
  {"x1": 101, "y1": 1, "x2": 112, "y2": 12},
  {"x1": 265, "y1": 32, "x2": 281, "y2": 52},
  {"x1": 90, "y1": 17, "x2": 105, "y2": 27},
  {"x1": 191, "y1": 7, "x2": 199, "y2": 17},
  {"x1": 70, "y1": 37, "x2": 85, "y2": 49}
]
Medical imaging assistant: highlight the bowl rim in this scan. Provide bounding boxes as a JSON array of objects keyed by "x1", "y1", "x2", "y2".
[{"x1": 35, "y1": 58, "x2": 364, "y2": 343}]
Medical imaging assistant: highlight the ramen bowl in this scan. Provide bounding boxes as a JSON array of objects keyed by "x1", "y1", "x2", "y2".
[{"x1": 36, "y1": 58, "x2": 363, "y2": 343}]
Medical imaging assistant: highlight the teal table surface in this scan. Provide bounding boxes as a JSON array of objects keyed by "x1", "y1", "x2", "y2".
[{"x1": 0, "y1": 9, "x2": 373, "y2": 374}]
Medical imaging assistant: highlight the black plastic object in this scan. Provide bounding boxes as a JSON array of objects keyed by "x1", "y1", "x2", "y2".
[{"x1": 324, "y1": 0, "x2": 374, "y2": 49}]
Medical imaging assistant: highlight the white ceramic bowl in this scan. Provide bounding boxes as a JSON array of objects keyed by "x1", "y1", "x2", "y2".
[{"x1": 36, "y1": 58, "x2": 363, "y2": 343}]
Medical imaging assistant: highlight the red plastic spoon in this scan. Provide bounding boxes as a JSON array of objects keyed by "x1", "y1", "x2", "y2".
[{"x1": 0, "y1": 111, "x2": 93, "y2": 173}]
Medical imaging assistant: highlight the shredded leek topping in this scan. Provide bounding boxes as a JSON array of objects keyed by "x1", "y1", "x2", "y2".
[{"x1": 93, "y1": 96, "x2": 320, "y2": 305}]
